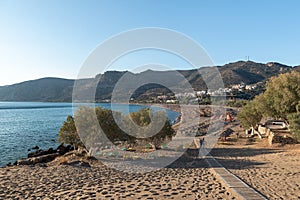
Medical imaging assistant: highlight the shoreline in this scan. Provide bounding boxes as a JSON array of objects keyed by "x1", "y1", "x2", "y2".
[
  {"x1": 0, "y1": 102, "x2": 180, "y2": 167},
  {"x1": 0, "y1": 103, "x2": 240, "y2": 199},
  {"x1": 1, "y1": 102, "x2": 299, "y2": 199}
]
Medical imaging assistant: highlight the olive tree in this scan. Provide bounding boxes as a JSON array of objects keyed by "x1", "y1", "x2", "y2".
[{"x1": 59, "y1": 106, "x2": 175, "y2": 150}]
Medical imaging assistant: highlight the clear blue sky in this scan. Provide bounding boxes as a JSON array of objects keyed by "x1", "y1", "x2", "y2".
[{"x1": 0, "y1": 0, "x2": 299, "y2": 86}]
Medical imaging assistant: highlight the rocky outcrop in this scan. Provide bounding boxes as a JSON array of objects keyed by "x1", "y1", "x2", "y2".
[
  {"x1": 16, "y1": 144, "x2": 74, "y2": 166},
  {"x1": 28, "y1": 148, "x2": 56, "y2": 158},
  {"x1": 17, "y1": 153, "x2": 60, "y2": 165}
]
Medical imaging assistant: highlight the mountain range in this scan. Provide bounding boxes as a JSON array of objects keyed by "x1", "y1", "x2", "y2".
[{"x1": 0, "y1": 61, "x2": 298, "y2": 102}]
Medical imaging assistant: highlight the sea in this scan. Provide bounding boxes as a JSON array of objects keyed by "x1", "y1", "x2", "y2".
[{"x1": 0, "y1": 102, "x2": 179, "y2": 167}]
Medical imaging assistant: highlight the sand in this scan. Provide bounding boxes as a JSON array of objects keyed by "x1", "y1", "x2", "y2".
[
  {"x1": 1, "y1": 104, "x2": 299, "y2": 199},
  {"x1": 210, "y1": 118, "x2": 300, "y2": 200},
  {"x1": 211, "y1": 143, "x2": 300, "y2": 200},
  {"x1": 0, "y1": 158, "x2": 239, "y2": 199}
]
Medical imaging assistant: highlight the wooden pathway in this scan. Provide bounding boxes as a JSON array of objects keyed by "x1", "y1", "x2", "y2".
[{"x1": 200, "y1": 148, "x2": 268, "y2": 200}]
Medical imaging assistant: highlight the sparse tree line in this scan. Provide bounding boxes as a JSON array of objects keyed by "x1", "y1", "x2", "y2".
[{"x1": 238, "y1": 71, "x2": 300, "y2": 140}]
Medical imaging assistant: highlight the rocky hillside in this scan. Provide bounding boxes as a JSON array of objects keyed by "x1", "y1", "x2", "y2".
[{"x1": 0, "y1": 61, "x2": 297, "y2": 102}]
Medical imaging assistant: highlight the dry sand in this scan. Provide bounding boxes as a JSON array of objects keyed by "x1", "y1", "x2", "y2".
[
  {"x1": 0, "y1": 157, "x2": 239, "y2": 200},
  {"x1": 1, "y1": 104, "x2": 299, "y2": 199},
  {"x1": 210, "y1": 120, "x2": 300, "y2": 200},
  {"x1": 211, "y1": 143, "x2": 300, "y2": 200}
]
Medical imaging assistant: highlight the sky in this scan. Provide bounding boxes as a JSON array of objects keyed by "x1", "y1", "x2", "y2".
[{"x1": 0, "y1": 0, "x2": 299, "y2": 86}]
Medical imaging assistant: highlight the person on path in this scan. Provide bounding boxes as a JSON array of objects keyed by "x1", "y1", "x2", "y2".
[{"x1": 199, "y1": 138, "x2": 204, "y2": 148}]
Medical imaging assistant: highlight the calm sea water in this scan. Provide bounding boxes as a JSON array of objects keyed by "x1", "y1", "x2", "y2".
[{"x1": 0, "y1": 102, "x2": 179, "y2": 166}]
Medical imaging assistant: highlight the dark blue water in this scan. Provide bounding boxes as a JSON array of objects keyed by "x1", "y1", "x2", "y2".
[{"x1": 0, "y1": 102, "x2": 179, "y2": 166}]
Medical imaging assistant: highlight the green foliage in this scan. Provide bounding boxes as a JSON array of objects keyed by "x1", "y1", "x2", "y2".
[
  {"x1": 61, "y1": 106, "x2": 176, "y2": 150},
  {"x1": 58, "y1": 115, "x2": 84, "y2": 149},
  {"x1": 262, "y1": 71, "x2": 300, "y2": 118},
  {"x1": 238, "y1": 101, "x2": 262, "y2": 129},
  {"x1": 296, "y1": 101, "x2": 300, "y2": 113},
  {"x1": 74, "y1": 106, "x2": 132, "y2": 148},
  {"x1": 239, "y1": 71, "x2": 300, "y2": 130},
  {"x1": 287, "y1": 113, "x2": 300, "y2": 141},
  {"x1": 130, "y1": 108, "x2": 152, "y2": 127},
  {"x1": 124, "y1": 108, "x2": 175, "y2": 148}
]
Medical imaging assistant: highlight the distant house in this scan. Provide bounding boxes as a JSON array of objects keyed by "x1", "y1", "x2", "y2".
[
  {"x1": 245, "y1": 84, "x2": 257, "y2": 90},
  {"x1": 166, "y1": 99, "x2": 178, "y2": 104},
  {"x1": 231, "y1": 82, "x2": 245, "y2": 90}
]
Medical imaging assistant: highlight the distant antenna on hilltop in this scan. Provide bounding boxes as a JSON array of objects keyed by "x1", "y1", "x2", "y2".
[{"x1": 245, "y1": 56, "x2": 250, "y2": 61}]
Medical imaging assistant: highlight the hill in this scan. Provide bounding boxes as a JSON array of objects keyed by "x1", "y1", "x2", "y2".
[
  {"x1": 0, "y1": 78, "x2": 74, "y2": 102},
  {"x1": 0, "y1": 61, "x2": 296, "y2": 102}
]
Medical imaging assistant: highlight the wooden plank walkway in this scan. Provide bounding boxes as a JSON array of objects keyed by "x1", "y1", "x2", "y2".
[{"x1": 200, "y1": 149, "x2": 268, "y2": 200}]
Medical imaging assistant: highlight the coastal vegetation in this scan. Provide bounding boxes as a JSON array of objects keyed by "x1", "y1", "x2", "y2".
[
  {"x1": 58, "y1": 115, "x2": 84, "y2": 149},
  {"x1": 58, "y1": 107, "x2": 175, "y2": 150},
  {"x1": 238, "y1": 71, "x2": 300, "y2": 140}
]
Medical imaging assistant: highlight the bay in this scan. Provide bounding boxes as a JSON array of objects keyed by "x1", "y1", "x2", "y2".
[{"x1": 0, "y1": 102, "x2": 179, "y2": 166}]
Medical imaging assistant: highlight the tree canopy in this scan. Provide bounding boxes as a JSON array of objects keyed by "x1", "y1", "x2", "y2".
[
  {"x1": 238, "y1": 71, "x2": 300, "y2": 139},
  {"x1": 237, "y1": 100, "x2": 262, "y2": 129},
  {"x1": 261, "y1": 71, "x2": 300, "y2": 118},
  {"x1": 58, "y1": 106, "x2": 175, "y2": 150}
]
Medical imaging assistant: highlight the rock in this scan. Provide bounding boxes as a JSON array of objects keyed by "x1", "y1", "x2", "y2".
[
  {"x1": 56, "y1": 143, "x2": 66, "y2": 155},
  {"x1": 68, "y1": 161, "x2": 91, "y2": 168},
  {"x1": 28, "y1": 149, "x2": 42, "y2": 157},
  {"x1": 56, "y1": 143, "x2": 73, "y2": 155},
  {"x1": 32, "y1": 145, "x2": 39, "y2": 150},
  {"x1": 67, "y1": 145, "x2": 74, "y2": 152},
  {"x1": 17, "y1": 153, "x2": 60, "y2": 165},
  {"x1": 28, "y1": 148, "x2": 56, "y2": 158},
  {"x1": 37, "y1": 163, "x2": 47, "y2": 167},
  {"x1": 17, "y1": 159, "x2": 32, "y2": 165}
]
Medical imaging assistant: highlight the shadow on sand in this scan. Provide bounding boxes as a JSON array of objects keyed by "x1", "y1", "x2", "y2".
[
  {"x1": 165, "y1": 147, "x2": 282, "y2": 170},
  {"x1": 96, "y1": 147, "x2": 281, "y2": 171}
]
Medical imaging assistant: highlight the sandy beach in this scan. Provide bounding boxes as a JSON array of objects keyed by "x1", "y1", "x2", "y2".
[
  {"x1": 0, "y1": 157, "x2": 239, "y2": 200},
  {"x1": 210, "y1": 120, "x2": 300, "y2": 200},
  {"x1": 1, "y1": 140, "x2": 298, "y2": 199},
  {"x1": 0, "y1": 105, "x2": 299, "y2": 199},
  {"x1": 0, "y1": 104, "x2": 239, "y2": 199},
  {"x1": 212, "y1": 142, "x2": 300, "y2": 200}
]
